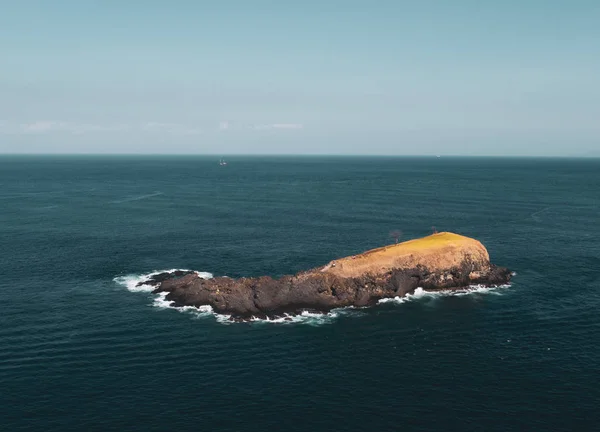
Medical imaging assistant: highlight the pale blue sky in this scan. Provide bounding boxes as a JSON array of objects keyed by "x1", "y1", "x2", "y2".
[{"x1": 1, "y1": 0, "x2": 599, "y2": 155}]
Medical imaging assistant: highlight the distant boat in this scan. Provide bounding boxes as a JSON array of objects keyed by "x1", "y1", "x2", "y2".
[{"x1": 219, "y1": 158, "x2": 227, "y2": 166}]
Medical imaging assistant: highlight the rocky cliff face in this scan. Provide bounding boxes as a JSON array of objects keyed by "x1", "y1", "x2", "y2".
[{"x1": 143, "y1": 233, "x2": 511, "y2": 319}]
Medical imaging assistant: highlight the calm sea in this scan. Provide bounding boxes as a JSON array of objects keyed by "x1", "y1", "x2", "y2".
[{"x1": 1, "y1": 155, "x2": 599, "y2": 431}]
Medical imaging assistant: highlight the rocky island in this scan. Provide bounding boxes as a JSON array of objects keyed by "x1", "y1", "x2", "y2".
[{"x1": 143, "y1": 232, "x2": 511, "y2": 319}]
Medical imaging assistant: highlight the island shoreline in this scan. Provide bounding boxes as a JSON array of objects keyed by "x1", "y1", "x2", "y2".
[{"x1": 139, "y1": 232, "x2": 512, "y2": 320}]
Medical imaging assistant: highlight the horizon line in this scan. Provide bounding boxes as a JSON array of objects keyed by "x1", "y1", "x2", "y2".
[{"x1": 0, "y1": 153, "x2": 599, "y2": 159}]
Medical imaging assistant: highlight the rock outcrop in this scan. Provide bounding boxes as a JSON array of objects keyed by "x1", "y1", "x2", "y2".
[{"x1": 143, "y1": 232, "x2": 511, "y2": 319}]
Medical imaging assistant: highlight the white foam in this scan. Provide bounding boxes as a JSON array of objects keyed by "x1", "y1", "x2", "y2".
[
  {"x1": 157, "y1": 302, "x2": 349, "y2": 326},
  {"x1": 152, "y1": 292, "x2": 174, "y2": 308},
  {"x1": 114, "y1": 269, "x2": 213, "y2": 293},
  {"x1": 153, "y1": 294, "x2": 234, "y2": 322},
  {"x1": 245, "y1": 307, "x2": 364, "y2": 326},
  {"x1": 378, "y1": 284, "x2": 510, "y2": 304},
  {"x1": 115, "y1": 269, "x2": 237, "y2": 322}
]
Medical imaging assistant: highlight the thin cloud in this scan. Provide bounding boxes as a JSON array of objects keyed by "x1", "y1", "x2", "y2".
[
  {"x1": 142, "y1": 122, "x2": 202, "y2": 135},
  {"x1": 22, "y1": 121, "x2": 68, "y2": 132},
  {"x1": 253, "y1": 123, "x2": 304, "y2": 130},
  {"x1": 17, "y1": 121, "x2": 125, "y2": 134},
  {"x1": 0, "y1": 119, "x2": 305, "y2": 135},
  {"x1": 142, "y1": 122, "x2": 178, "y2": 131},
  {"x1": 0, "y1": 120, "x2": 202, "y2": 136},
  {"x1": 22, "y1": 121, "x2": 92, "y2": 134}
]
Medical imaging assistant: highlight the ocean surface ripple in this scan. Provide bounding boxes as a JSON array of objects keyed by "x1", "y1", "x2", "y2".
[{"x1": 1, "y1": 156, "x2": 599, "y2": 431}]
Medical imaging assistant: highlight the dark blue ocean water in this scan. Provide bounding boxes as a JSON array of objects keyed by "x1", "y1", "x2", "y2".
[{"x1": 1, "y1": 156, "x2": 599, "y2": 431}]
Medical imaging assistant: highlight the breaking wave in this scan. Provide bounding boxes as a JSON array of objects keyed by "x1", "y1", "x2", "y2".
[
  {"x1": 115, "y1": 271, "x2": 510, "y2": 325},
  {"x1": 114, "y1": 269, "x2": 213, "y2": 293},
  {"x1": 378, "y1": 284, "x2": 510, "y2": 304}
]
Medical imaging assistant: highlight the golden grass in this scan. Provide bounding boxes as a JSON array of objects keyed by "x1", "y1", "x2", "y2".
[
  {"x1": 359, "y1": 232, "x2": 474, "y2": 256},
  {"x1": 320, "y1": 232, "x2": 490, "y2": 278}
]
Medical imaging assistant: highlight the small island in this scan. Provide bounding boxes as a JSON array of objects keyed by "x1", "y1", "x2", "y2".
[{"x1": 142, "y1": 232, "x2": 511, "y2": 320}]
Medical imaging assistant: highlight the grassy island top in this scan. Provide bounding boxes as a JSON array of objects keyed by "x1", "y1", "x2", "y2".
[{"x1": 320, "y1": 232, "x2": 491, "y2": 278}]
